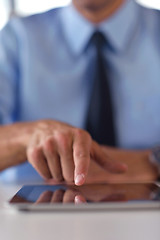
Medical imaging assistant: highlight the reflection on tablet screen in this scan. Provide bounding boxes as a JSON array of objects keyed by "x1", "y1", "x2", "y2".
[{"x1": 10, "y1": 183, "x2": 160, "y2": 205}]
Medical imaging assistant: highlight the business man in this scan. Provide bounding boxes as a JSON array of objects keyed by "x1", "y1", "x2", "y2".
[{"x1": 0, "y1": 0, "x2": 159, "y2": 185}]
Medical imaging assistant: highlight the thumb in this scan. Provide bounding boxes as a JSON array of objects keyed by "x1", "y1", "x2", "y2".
[{"x1": 91, "y1": 141, "x2": 127, "y2": 174}]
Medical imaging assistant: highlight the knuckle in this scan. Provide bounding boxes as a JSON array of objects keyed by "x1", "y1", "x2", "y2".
[
  {"x1": 61, "y1": 138, "x2": 69, "y2": 153},
  {"x1": 43, "y1": 137, "x2": 54, "y2": 152},
  {"x1": 74, "y1": 128, "x2": 84, "y2": 137},
  {"x1": 27, "y1": 147, "x2": 41, "y2": 164},
  {"x1": 54, "y1": 132, "x2": 69, "y2": 151},
  {"x1": 84, "y1": 131, "x2": 92, "y2": 142},
  {"x1": 75, "y1": 128, "x2": 91, "y2": 141}
]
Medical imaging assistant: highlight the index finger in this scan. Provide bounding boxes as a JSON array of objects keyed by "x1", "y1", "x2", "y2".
[{"x1": 73, "y1": 130, "x2": 92, "y2": 186}]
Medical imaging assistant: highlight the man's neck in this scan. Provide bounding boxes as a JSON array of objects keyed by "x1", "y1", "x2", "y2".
[{"x1": 72, "y1": 0, "x2": 125, "y2": 24}]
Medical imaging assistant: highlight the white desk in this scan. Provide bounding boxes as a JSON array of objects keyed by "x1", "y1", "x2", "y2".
[{"x1": 0, "y1": 181, "x2": 160, "y2": 240}]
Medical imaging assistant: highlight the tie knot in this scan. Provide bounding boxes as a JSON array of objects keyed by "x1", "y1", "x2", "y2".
[{"x1": 90, "y1": 31, "x2": 106, "y2": 49}]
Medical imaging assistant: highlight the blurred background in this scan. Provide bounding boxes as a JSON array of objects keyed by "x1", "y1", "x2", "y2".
[
  {"x1": 0, "y1": 0, "x2": 160, "y2": 30},
  {"x1": 0, "y1": 0, "x2": 71, "y2": 30}
]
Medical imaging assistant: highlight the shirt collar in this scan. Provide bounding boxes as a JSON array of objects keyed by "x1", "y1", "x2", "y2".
[
  {"x1": 60, "y1": 4, "x2": 94, "y2": 55},
  {"x1": 60, "y1": 0, "x2": 140, "y2": 55}
]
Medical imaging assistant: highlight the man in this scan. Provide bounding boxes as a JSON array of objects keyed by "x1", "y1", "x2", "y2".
[{"x1": 0, "y1": 0, "x2": 159, "y2": 185}]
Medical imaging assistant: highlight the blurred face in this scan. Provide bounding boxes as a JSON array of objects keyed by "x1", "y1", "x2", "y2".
[
  {"x1": 72, "y1": 0, "x2": 120, "y2": 11},
  {"x1": 72, "y1": 0, "x2": 125, "y2": 22}
]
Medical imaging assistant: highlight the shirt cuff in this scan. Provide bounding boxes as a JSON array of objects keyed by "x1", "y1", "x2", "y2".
[{"x1": 149, "y1": 146, "x2": 160, "y2": 179}]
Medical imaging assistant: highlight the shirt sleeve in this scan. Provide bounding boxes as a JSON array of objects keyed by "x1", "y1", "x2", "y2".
[
  {"x1": 0, "y1": 20, "x2": 19, "y2": 124},
  {"x1": 149, "y1": 146, "x2": 160, "y2": 180}
]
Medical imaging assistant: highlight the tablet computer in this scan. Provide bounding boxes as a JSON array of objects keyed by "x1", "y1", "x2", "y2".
[{"x1": 8, "y1": 182, "x2": 160, "y2": 211}]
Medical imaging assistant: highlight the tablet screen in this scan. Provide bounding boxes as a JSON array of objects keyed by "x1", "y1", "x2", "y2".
[{"x1": 9, "y1": 183, "x2": 160, "y2": 205}]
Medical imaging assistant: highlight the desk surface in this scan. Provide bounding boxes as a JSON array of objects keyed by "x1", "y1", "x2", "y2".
[{"x1": 0, "y1": 181, "x2": 160, "y2": 240}]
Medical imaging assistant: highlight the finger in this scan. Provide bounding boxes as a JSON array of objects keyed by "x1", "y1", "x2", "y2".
[
  {"x1": 51, "y1": 189, "x2": 65, "y2": 203},
  {"x1": 43, "y1": 137, "x2": 63, "y2": 182},
  {"x1": 91, "y1": 141, "x2": 127, "y2": 173},
  {"x1": 73, "y1": 130, "x2": 92, "y2": 186},
  {"x1": 56, "y1": 133, "x2": 74, "y2": 183},
  {"x1": 36, "y1": 191, "x2": 53, "y2": 203},
  {"x1": 27, "y1": 146, "x2": 52, "y2": 179}
]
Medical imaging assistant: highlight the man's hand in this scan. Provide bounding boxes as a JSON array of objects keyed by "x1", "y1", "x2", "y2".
[
  {"x1": 26, "y1": 120, "x2": 127, "y2": 185},
  {"x1": 85, "y1": 147, "x2": 159, "y2": 184}
]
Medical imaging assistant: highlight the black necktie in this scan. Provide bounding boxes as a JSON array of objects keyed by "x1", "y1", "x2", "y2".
[{"x1": 85, "y1": 31, "x2": 116, "y2": 146}]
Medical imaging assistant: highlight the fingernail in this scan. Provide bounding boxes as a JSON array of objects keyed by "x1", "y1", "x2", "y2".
[
  {"x1": 75, "y1": 195, "x2": 85, "y2": 204},
  {"x1": 75, "y1": 174, "x2": 85, "y2": 186}
]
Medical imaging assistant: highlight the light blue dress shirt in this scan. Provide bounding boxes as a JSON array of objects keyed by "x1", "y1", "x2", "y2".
[{"x1": 1, "y1": 0, "x2": 160, "y2": 181}]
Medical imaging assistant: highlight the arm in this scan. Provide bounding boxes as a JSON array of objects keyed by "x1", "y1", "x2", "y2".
[
  {"x1": 0, "y1": 122, "x2": 35, "y2": 170},
  {"x1": 0, "y1": 119, "x2": 159, "y2": 186},
  {"x1": 0, "y1": 120, "x2": 158, "y2": 186}
]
